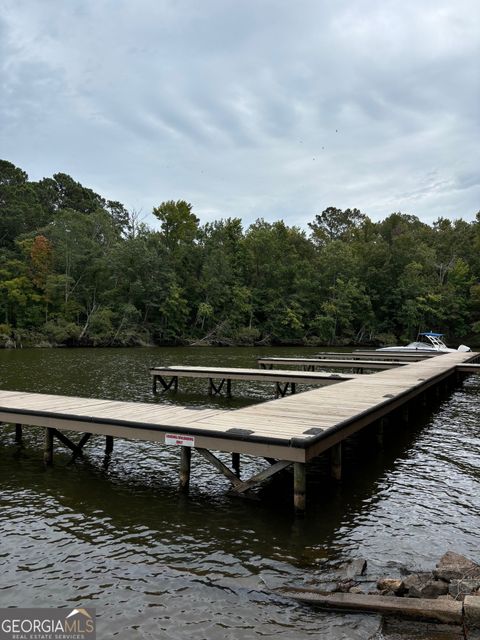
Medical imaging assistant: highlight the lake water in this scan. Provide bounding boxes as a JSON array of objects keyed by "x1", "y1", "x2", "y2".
[{"x1": 0, "y1": 347, "x2": 479, "y2": 639}]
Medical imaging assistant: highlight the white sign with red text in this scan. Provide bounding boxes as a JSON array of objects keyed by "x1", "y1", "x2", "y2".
[{"x1": 165, "y1": 433, "x2": 195, "y2": 447}]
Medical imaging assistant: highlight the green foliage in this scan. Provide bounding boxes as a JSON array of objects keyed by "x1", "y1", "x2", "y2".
[
  {"x1": 0, "y1": 161, "x2": 49, "y2": 247},
  {"x1": 234, "y1": 326, "x2": 261, "y2": 345},
  {"x1": 44, "y1": 319, "x2": 82, "y2": 344},
  {"x1": 153, "y1": 200, "x2": 199, "y2": 249},
  {"x1": 309, "y1": 206, "x2": 367, "y2": 246},
  {"x1": 156, "y1": 283, "x2": 189, "y2": 343},
  {"x1": 34, "y1": 172, "x2": 106, "y2": 215},
  {"x1": 85, "y1": 308, "x2": 114, "y2": 345},
  {"x1": 1, "y1": 159, "x2": 479, "y2": 347}
]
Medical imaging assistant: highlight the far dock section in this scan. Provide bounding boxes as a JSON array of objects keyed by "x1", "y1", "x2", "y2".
[
  {"x1": 257, "y1": 357, "x2": 409, "y2": 373},
  {"x1": 149, "y1": 365, "x2": 361, "y2": 397},
  {"x1": 353, "y1": 350, "x2": 440, "y2": 360},
  {"x1": 1, "y1": 351, "x2": 478, "y2": 514}
]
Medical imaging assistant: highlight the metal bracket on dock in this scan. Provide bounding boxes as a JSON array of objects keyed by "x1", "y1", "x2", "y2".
[
  {"x1": 207, "y1": 378, "x2": 232, "y2": 397},
  {"x1": 153, "y1": 375, "x2": 179, "y2": 394},
  {"x1": 275, "y1": 382, "x2": 296, "y2": 398}
]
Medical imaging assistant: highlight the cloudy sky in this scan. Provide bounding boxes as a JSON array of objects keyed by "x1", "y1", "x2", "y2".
[{"x1": 1, "y1": 0, "x2": 479, "y2": 228}]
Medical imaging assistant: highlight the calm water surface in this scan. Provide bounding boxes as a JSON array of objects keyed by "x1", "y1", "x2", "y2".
[{"x1": 0, "y1": 347, "x2": 479, "y2": 639}]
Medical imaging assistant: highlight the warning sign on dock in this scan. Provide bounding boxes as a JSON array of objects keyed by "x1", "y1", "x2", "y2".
[{"x1": 165, "y1": 434, "x2": 195, "y2": 447}]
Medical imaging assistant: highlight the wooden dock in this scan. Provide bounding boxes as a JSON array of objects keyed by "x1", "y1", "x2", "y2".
[
  {"x1": 257, "y1": 357, "x2": 408, "y2": 372},
  {"x1": 299, "y1": 351, "x2": 440, "y2": 361},
  {"x1": 1, "y1": 350, "x2": 478, "y2": 513},
  {"x1": 353, "y1": 350, "x2": 439, "y2": 360},
  {"x1": 149, "y1": 365, "x2": 361, "y2": 397}
]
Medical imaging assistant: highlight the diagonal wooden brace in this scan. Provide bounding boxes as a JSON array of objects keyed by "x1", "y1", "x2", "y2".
[
  {"x1": 275, "y1": 382, "x2": 295, "y2": 398},
  {"x1": 155, "y1": 375, "x2": 179, "y2": 393},
  {"x1": 52, "y1": 429, "x2": 92, "y2": 458},
  {"x1": 232, "y1": 460, "x2": 292, "y2": 494},
  {"x1": 207, "y1": 378, "x2": 232, "y2": 396},
  {"x1": 196, "y1": 447, "x2": 242, "y2": 488},
  {"x1": 210, "y1": 378, "x2": 226, "y2": 395},
  {"x1": 196, "y1": 448, "x2": 291, "y2": 495}
]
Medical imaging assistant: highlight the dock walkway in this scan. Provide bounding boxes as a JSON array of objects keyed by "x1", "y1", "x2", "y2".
[
  {"x1": 1, "y1": 350, "x2": 478, "y2": 512},
  {"x1": 149, "y1": 365, "x2": 361, "y2": 397},
  {"x1": 257, "y1": 357, "x2": 408, "y2": 372},
  {"x1": 353, "y1": 350, "x2": 439, "y2": 360}
]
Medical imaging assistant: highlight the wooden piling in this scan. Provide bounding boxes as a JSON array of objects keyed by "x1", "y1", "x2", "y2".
[
  {"x1": 105, "y1": 435, "x2": 114, "y2": 455},
  {"x1": 420, "y1": 390, "x2": 428, "y2": 407},
  {"x1": 377, "y1": 418, "x2": 384, "y2": 446},
  {"x1": 44, "y1": 428, "x2": 54, "y2": 466},
  {"x1": 293, "y1": 462, "x2": 306, "y2": 514},
  {"x1": 179, "y1": 446, "x2": 192, "y2": 493},
  {"x1": 15, "y1": 423, "x2": 23, "y2": 445},
  {"x1": 232, "y1": 452, "x2": 240, "y2": 477},
  {"x1": 330, "y1": 443, "x2": 342, "y2": 480}
]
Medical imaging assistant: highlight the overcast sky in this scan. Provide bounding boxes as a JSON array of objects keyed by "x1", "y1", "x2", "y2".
[{"x1": 1, "y1": 0, "x2": 479, "y2": 229}]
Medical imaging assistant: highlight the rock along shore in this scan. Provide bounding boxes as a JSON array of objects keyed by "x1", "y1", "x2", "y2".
[{"x1": 272, "y1": 551, "x2": 480, "y2": 635}]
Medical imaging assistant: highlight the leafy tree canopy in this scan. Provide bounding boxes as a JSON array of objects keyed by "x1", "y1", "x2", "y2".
[{"x1": 1, "y1": 159, "x2": 479, "y2": 347}]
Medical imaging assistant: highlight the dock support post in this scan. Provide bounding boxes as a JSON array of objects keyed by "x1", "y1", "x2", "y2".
[
  {"x1": 420, "y1": 390, "x2": 428, "y2": 408},
  {"x1": 377, "y1": 419, "x2": 384, "y2": 446},
  {"x1": 105, "y1": 436, "x2": 114, "y2": 455},
  {"x1": 330, "y1": 443, "x2": 342, "y2": 480},
  {"x1": 179, "y1": 446, "x2": 192, "y2": 493},
  {"x1": 293, "y1": 462, "x2": 306, "y2": 515},
  {"x1": 232, "y1": 452, "x2": 240, "y2": 477},
  {"x1": 15, "y1": 423, "x2": 23, "y2": 445},
  {"x1": 227, "y1": 379, "x2": 232, "y2": 398},
  {"x1": 152, "y1": 376, "x2": 157, "y2": 394},
  {"x1": 44, "y1": 428, "x2": 54, "y2": 466},
  {"x1": 208, "y1": 378, "x2": 213, "y2": 396}
]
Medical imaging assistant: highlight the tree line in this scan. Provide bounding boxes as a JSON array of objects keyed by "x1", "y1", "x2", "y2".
[{"x1": 1, "y1": 159, "x2": 479, "y2": 348}]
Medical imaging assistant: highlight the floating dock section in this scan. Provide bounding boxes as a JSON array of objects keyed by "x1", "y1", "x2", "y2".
[
  {"x1": 149, "y1": 364, "x2": 361, "y2": 397},
  {"x1": 1, "y1": 350, "x2": 479, "y2": 513},
  {"x1": 257, "y1": 357, "x2": 408, "y2": 372}
]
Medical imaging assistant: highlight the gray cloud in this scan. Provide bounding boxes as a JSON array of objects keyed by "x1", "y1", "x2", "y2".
[{"x1": 1, "y1": 0, "x2": 479, "y2": 228}]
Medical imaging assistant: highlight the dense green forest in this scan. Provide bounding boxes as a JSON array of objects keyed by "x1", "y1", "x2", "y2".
[{"x1": 1, "y1": 158, "x2": 479, "y2": 348}]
